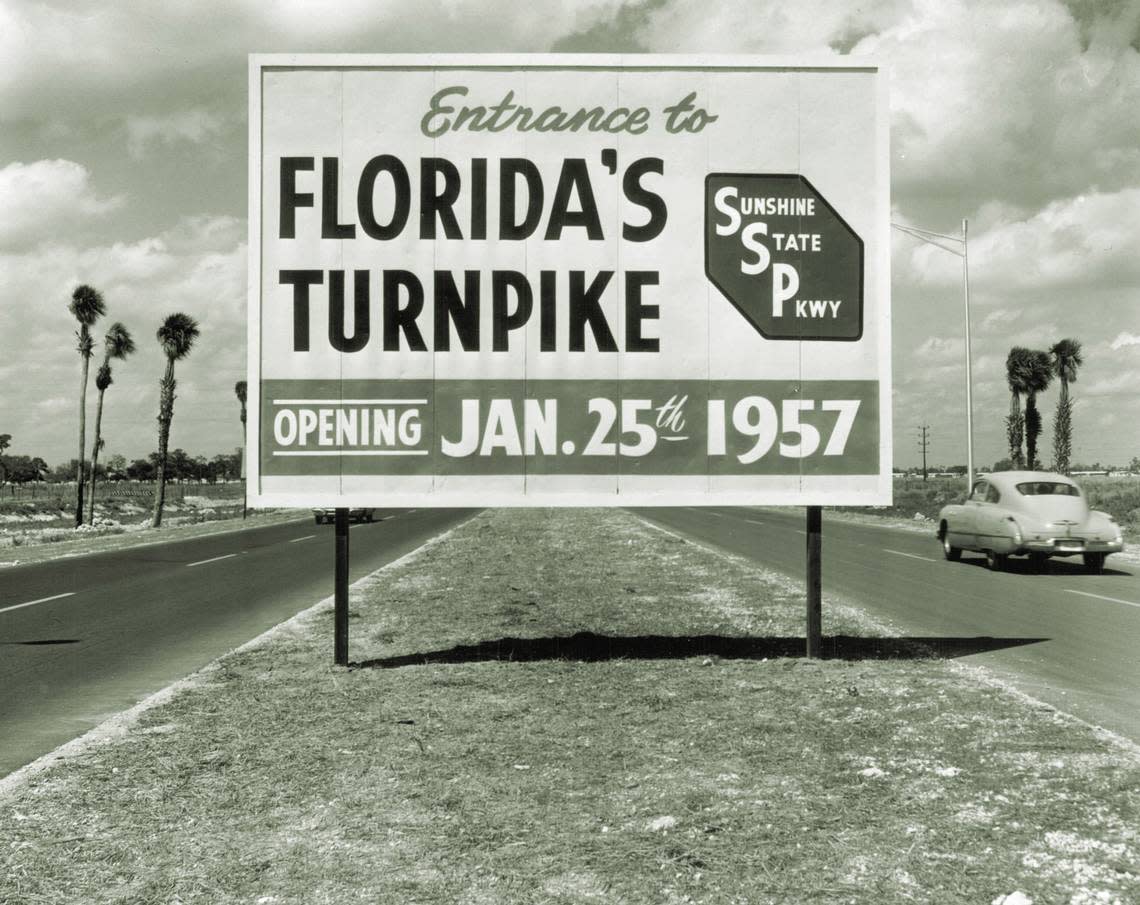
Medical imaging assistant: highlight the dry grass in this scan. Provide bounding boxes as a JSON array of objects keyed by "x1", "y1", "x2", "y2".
[{"x1": 1, "y1": 509, "x2": 1137, "y2": 904}]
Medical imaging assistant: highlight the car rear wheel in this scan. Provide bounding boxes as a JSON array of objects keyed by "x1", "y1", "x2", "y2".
[
  {"x1": 941, "y1": 532, "x2": 961, "y2": 562},
  {"x1": 985, "y1": 550, "x2": 1007, "y2": 571},
  {"x1": 1028, "y1": 552, "x2": 1049, "y2": 573},
  {"x1": 1083, "y1": 552, "x2": 1106, "y2": 574},
  {"x1": 314, "y1": 515, "x2": 323, "y2": 525}
]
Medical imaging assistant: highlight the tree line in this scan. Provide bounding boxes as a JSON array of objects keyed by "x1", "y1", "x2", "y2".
[
  {"x1": 1004, "y1": 338, "x2": 1082, "y2": 473},
  {"x1": 67, "y1": 285, "x2": 201, "y2": 527}
]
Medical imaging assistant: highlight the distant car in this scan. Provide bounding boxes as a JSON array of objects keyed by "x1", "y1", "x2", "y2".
[
  {"x1": 312, "y1": 507, "x2": 376, "y2": 525},
  {"x1": 937, "y1": 471, "x2": 1123, "y2": 572}
]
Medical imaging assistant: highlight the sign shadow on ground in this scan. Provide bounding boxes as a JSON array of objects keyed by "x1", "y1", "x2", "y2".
[{"x1": 351, "y1": 631, "x2": 1048, "y2": 669}]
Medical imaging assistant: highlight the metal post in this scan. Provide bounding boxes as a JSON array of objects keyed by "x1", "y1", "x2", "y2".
[
  {"x1": 962, "y1": 218, "x2": 974, "y2": 490},
  {"x1": 806, "y1": 506, "x2": 822, "y2": 658},
  {"x1": 334, "y1": 507, "x2": 349, "y2": 666}
]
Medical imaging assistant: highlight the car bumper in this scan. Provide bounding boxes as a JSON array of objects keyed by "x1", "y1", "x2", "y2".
[{"x1": 1016, "y1": 539, "x2": 1124, "y2": 556}]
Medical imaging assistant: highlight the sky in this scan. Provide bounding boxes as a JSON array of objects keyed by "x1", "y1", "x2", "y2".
[{"x1": 1, "y1": 0, "x2": 1138, "y2": 471}]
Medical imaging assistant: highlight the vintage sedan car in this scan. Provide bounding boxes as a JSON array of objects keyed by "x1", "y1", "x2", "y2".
[
  {"x1": 937, "y1": 471, "x2": 1123, "y2": 572},
  {"x1": 312, "y1": 507, "x2": 376, "y2": 525}
]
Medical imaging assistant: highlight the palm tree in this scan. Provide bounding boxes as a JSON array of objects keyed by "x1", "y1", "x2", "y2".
[
  {"x1": 235, "y1": 380, "x2": 247, "y2": 519},
  {"x1": 1050, "y1": 338, "x2": 1083, "y2": 474},
  {"x1": 152, "y1": 313, "x2": 201, "y2": 528},
  {"x1": 69, "y1": 285, "x2": 106, "y2": 526},
  {"x1": 0, "y1": 433, "x2": 10, "y2": 486},
  {"x1": 1023, "y1": 350, "x2": 1053, "y2": 471},
  {"x1": 1005, "y1": 347, "x2": 1034, "y2": 469},
  {"x1": 87, "y1": 323, "x2": 136, "y2": 523}
]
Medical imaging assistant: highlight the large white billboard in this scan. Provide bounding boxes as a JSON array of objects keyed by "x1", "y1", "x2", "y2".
[{"x1": 248, "y1": 55, "x2": 890, "y2": 507}]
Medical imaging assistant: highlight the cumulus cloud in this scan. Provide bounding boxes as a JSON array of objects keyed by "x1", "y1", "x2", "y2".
[
  {"x1": 637, "y1": 0, "x2": 1140, "y2": 219},
  {"x1": 0, "y1": 159, "x2": 124, "y2": 251},
  {"x1": 863, "y1": 1, "x2": 1140, "y2": 216},
  {"x1": 0, "y1": 215, "x2": 246, "y2": 463},
  {"x1": 0, "y1": 0, "x2": 630, "y2": 124},
  {"x1": 1110, "y1": 332, "x2": 1140, "y2": 350},
  {"x1": 126, "y1": 109, "x2": 228, "y2": 159},
  {"x1": 637, "y1": 0, "x2": 908, "y2": 54},
  {"x1": 906, "y1": 188, "x2": 1140, "y2": 292}
]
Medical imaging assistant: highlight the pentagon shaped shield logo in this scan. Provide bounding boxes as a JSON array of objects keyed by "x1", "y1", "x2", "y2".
[{"x1": 705, "y1": 174, "x2": 864, "y2": 341}]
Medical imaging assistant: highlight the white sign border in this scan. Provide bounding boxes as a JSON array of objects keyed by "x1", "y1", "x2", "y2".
[{"x1": 246, "y1": 53, "x2": 891, "y2": 509}]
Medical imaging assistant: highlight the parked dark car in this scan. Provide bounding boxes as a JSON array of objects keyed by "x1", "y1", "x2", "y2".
[{"x1": 312, "y1": 507, "x2": 376, "y2": 525}]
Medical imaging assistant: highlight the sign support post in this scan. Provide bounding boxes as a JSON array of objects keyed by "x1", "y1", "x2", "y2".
[
  {"x1": 334, "y1": 507, "x2": 349, "y2": 666},
  {"x1": 806, "y1": 506, "x2": 822, "y2": 658}
]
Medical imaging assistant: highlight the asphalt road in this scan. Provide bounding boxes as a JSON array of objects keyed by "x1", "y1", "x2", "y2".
[
  {"x1": 634, "y1": 506, "x2": 1140, "y2": 744},
  {"x1": 0, "y1": 508, "x2": 474, "y2": 777}
]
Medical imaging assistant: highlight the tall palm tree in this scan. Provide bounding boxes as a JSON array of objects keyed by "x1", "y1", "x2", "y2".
[
  {"x1": 69, "y1": 285, "x2": 106, "y2": 526},
  {"x1": 152, "y1": 313, "x2": 201, "y2": 528},
  {"x1": 1005, "y1": 347, "x2": 1034, "y2": 469},
  {"x1": 1023, "y1": 349, "x2": 1053, "y2": 471},
  {"x1": 87, "y1": 323, "x2": 136, "y2": 523},
  {"x1": 234, "y1": 380, "x2": 247, "y2": 518},
  {"x1": 1050, "y1": 338, "x2": 1083, "y2": 475}
]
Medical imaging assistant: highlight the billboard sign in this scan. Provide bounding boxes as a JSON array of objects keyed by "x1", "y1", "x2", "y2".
[{"x1": 248, "y1": 55, "x2": 890, "y2": 507}]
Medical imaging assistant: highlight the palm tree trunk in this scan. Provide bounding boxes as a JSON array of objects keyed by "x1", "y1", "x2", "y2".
[
  {"x1": 1007, "y1": 392, "x2": 1024, "y2": 468},
  {"x1": 76, "y1": 349, "x2": 90, "y2": 527},
  {"x1": 87, "y1": 388, "x2": 107, "y2": 524},
  {"x1": 1025, "y1": 391, "x2": 1041, "y2": 470},
  {"x1": 152, "y1": 359, "x2": 176, "y2": 528},
  {"x1": 1053, "y1": 379, "x2": 1071, "y2": 474}
]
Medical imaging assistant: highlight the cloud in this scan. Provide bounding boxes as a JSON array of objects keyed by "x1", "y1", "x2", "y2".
[
  {"x1": 637, "y1": 0, "x2": 905, "y2": 54},
  {"x1": 637, "y1": 0, "x2": 1140, "y2": 219},
  {"x1": 1083, "y1": 370, "x2": 1140, "y2": 397},
  {"x1": 0, "y1": 215, "x2": 246, "y2": 463},
  {"x1": 906, "y1": 188, "x2": 1140, "y2": 292},
  {"x1": 1110, "y1": 332, "x2": 1140, "y2": 350},
  {"x1": 0, "y1": 159, "x2": 124, "y2": 251},
  {"x1": 126, "y1": 109, "x2": 228, "y2": 159},
  {"x1": 0, "y1": 1, "x2": 630, "y2": 126}
]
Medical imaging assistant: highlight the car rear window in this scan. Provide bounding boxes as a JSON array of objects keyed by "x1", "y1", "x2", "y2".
[{"x1": 1015, "y1": 482, "x2": 1080, "y2": 496}]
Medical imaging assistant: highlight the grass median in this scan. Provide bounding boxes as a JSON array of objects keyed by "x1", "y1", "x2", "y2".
[{"x1": 2, "y1": 508, "x2": 1138, "y2": 904}]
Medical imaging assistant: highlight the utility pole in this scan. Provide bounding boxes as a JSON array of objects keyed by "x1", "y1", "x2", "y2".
[
  {"x1": 918, "y1": 425, "x2": 931, "y2": 482},
  {"x1": 891, "y1": 219, "x2": 975, "y2": 491}
]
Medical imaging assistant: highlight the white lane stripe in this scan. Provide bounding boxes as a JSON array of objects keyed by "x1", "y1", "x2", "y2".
[
  {"x1": 743, "y1": 518, "x2": 766, "y2": 525},
  {"x1": 886, "y1": 549, "x2": 937, "y2": 562},
  {"x1": 0, "y1": 592, "x2": 76, "y2": 615},
  {"x1": 186, "y1": 553, "x2": 238, "y2": 568},
  {"x1": 1065, "y1": 590, "x2": 1140, "y2": 610},
  {"x1": 289, "y1": 535, "x2": 316, "y2": 543}
]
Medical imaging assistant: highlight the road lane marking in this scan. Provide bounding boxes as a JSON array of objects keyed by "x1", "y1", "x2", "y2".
[
  {"x1": 290, "y1": 535, "x2": 316, "y2": 543},
  {"x1": 1065, "y1": 590, "x2": 1140, "y2": 610},
  {"x1": 0, "y1": 592, "x2": 76, "y2": 615},
  {"x1": 885, "y1": 549, "x2": 937, "y2": 562},
  {"x1": 186, "y1": 553, "x2": 238, "y2": 568}
]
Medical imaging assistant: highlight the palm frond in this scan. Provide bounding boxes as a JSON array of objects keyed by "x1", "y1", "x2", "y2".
[
  {"x1": 69, "y1": 285, "x2": 106, "y2": 326},
  {"x1": 1050, "y1": 337, "x2": 1083, "y2": 385},
  {"x1": 234, "y1": 380, "x2": 247, "y2": 404},
  {"x1": 95, "y1": 362, "x2": 113, "y2": 392},
  {"x1": 156, "y1": 313, "x2": 201, "y2": 361},
  {"x1": 104, "y1": 322, "x2": 137, "y2": 360}
]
